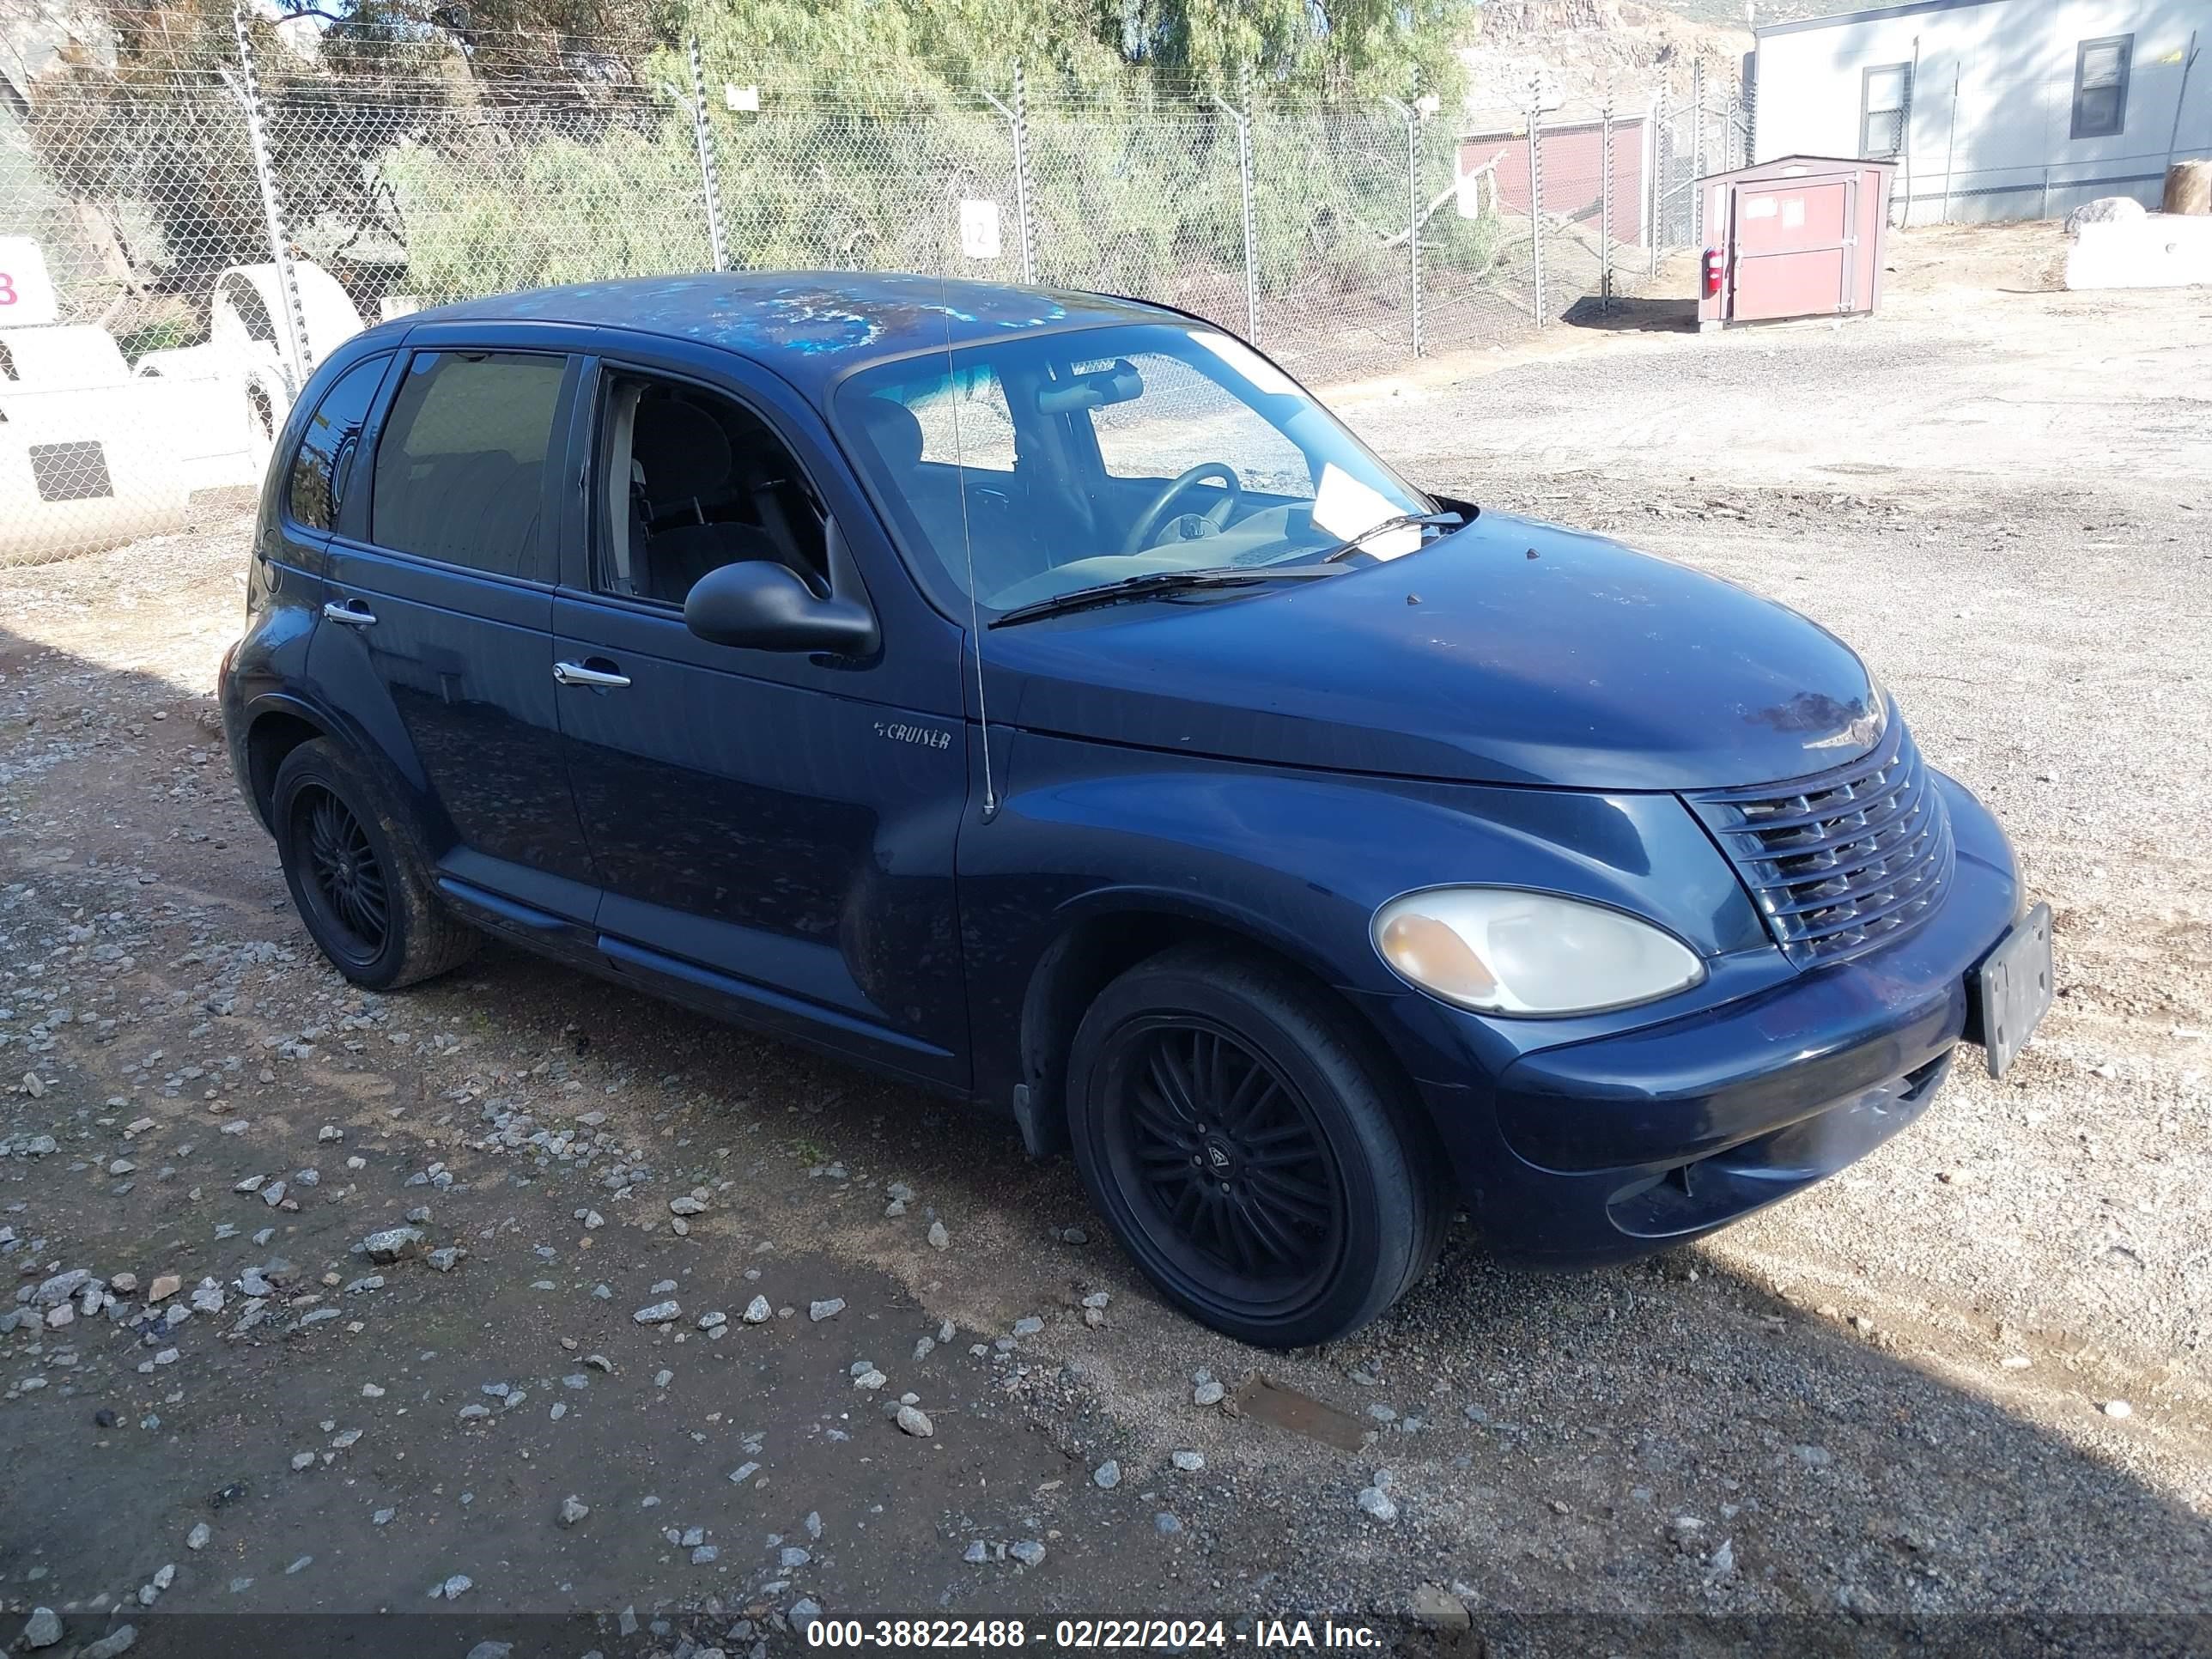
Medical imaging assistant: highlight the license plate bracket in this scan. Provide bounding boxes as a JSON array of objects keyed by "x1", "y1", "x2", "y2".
[{"x1": 1971, "y1": 902, "x2": 2053, "y2": 1079}]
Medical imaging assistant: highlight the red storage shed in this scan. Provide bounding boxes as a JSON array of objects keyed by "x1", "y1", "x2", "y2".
[{"x1": 1696, "y1": 155, "x2": 1895, "y2": 329}]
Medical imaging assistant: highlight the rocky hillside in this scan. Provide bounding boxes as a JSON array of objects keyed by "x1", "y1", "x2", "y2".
[{"x1": 1456, "y1": 0, "x2": 1755, "y2": 112}]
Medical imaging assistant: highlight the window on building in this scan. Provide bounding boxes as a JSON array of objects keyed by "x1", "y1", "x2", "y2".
[
  {"x1": 1860, "y1": 64, "x2": 1911, "y2": 159},
  {"x1": 2072, "y1": 36, "x2": 2131, "y2": 139},
  {"x1": 370, "y1": 350, "x2": 568, "y2": 579}
]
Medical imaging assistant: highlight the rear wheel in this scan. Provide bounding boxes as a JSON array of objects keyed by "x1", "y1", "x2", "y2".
[
  {"x1": 1066, "y1": 945, "x2": 1446, "y2": 1347},
  {"x1": 273, "y1": 738, "x2": 477, "y2": 989}
]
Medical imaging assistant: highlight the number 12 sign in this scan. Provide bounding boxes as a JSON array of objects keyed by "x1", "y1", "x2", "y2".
[{"x1": 0, "y1": 239, "x2": 62, "y2": 328}]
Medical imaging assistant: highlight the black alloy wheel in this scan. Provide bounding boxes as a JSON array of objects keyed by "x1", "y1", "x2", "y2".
[
  {"x1": 1067, "y1": 945, "x2": 1447, "y2": 1348},
  {"x1": 270, "y1": 738, "x2": 478, "y2": 990},
  {"x1": 1105, "y1": 1018, "x2": 1344, "y2": 1310},
  {"x1": 292, "y1": 784, "x2": 390, "y2": 969}
]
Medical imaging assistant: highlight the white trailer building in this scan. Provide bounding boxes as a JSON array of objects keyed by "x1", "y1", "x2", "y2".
[{"x1": 1751, "y1": 0, "x2": 2210, "y2": 222}]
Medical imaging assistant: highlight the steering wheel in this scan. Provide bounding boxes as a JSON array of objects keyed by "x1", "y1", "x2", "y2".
[{"x1": 1120, "y1": 463, "x2": 1243, "y2": 556}]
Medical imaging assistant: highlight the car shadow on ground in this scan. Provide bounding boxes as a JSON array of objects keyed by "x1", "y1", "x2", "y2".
[{"x1": 2, "y1": 623, "x2": 2206, "y2": 1650}]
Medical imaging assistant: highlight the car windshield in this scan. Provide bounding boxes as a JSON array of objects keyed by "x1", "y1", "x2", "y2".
[{"x1": 832, "y1": 323, "x2": 1432, "y2": 617}]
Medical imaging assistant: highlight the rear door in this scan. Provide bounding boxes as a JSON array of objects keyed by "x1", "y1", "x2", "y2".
[
  {"x1": 549, "y1": 346, "x2": 971, "y2": 1088},
  {"x1": 1728, "y1": 173, "x2": 1857, "y2": 322},
  {"x1": 309, "y1": 339, "x2": 603, "y2": 936}
]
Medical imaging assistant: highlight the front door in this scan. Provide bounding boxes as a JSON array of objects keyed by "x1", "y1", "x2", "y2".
[
  {"x1": 310, "y1": 345, "x2": 602, "y2": 929},
  {"x1": 550, "y1": 354, "x2": 969, "y2": 1087},
  {"x1": 1729, "y1": 174, "x2": 1856, "y2": 322}
]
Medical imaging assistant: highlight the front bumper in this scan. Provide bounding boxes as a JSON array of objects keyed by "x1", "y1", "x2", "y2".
[{"x1": 1419, "y1": 772, "x2": 2023, "y2": 1267}]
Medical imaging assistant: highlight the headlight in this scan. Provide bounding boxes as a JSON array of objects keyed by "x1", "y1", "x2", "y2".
[{"x1": 1372, "y1": 888, "x2": 1705, "y2": 1016}]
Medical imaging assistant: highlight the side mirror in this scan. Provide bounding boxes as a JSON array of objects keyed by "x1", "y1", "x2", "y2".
[{"x1": 684, "y1": 560, "x2": 879, "y2": 656}]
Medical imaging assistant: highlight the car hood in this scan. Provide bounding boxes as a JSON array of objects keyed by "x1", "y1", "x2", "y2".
[{"x1": 985, "y1": 511, "x2": 1886, "y2": 791}]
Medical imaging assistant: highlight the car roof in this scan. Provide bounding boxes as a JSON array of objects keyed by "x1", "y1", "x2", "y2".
[{"x1": 403, "y1": 270, "x2": 1181, "y2": 395}]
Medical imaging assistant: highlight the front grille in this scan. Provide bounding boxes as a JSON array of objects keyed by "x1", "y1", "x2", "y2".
[{"x1": 1690, "y1": 713, "x2": 1954, "y2": 967}]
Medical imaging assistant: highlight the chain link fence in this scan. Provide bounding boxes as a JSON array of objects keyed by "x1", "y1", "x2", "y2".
[{"x1": 2, "y1": 15, "x2": 1750, "y2": 562}]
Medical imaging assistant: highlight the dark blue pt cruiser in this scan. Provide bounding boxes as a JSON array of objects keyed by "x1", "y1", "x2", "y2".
[{"x1": 219, "y1": 273, "x2": 2052, "y2": 1346}]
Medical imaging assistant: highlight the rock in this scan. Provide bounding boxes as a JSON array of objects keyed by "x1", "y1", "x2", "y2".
[
  {"x1": 1093, "y1": 1459, "x2": 1121, "y2": 1489},
  {"x1": 809, "y1": 1298, "x2": 845, "y2": 1322},
  {"x1": 1153, "y1": 1511, "x2": 1182, "y2": 1534},
  {"x1": 855, "y1": 1369, "x2": 888, "y2": 1390},
  {"x1": 1009, "y1": 1540, "x2": 1046, "y2": 1568},
  {"x1": 2104, "y1": 1399, "x2": 2134, "y2": 1419},
  {"x1": 111, "y1": 1273, "x2": 139, "y2": 1294},
  {"x1": 896, "y1": 1405, "x2": 934, "y2": 1437},
  {"x1": 1012, "y1": 1316, "x2": 1043, "y2": 1337},
  {"x1": 82, "y1": 1629, "x2": 137, "y2": 1659},
  {"x1": 34, "y1": 1268, "x2": 94, "y2": 1306},
  {"x1": 285, "y1": 1556, "x2": 313, "y2": 1575},
  {"x1": 1171, "y1": 1450, "x2": 1205, "y2": 1472},
  {"x1": 466, "y1": 1644, "x2": 514, "y2": 1659},
  {"x1": 426, "y1": 1248, "x2": 465, "y2": 1273},
  {"x1": 728, "y1": 1462, "x2": 761, "y2": 1485},
  {"x1": 670, "y1": 1195, "x2": 707, "y2": 1215},
  {"x1": 743, "y1": 1295, "x2": 773, "y2": 1323},
  {"x1": 1193, "y1": 1381, "x2": 1225, "y2": 1407},
  {"x1": 437, "y1": 1573, "x2": 472, "y2": 1600},
  {"x1": 963, "y1": 1540, "x2": 989, "y2": 1564},
  {"x1": 633, "y1": 1300, "x2": 680, "y2": 1325},
  {"x1": 1411, "y1": 1585, "x2": 1471, "y2": 1632},
  {"x1": 1356, "y1": 1486, "x2": 1399, "y2": 1522},
  {"x1": 2065, "y1": 195, "x2": 2148, "y2": 234},
  {"x1": 690, "y1": 1545, "x2": 718, "y2": 1565},
  {"x1": 557, "y1": 1494, "x2": 591, "y2": 1527},
  {"x1": 359, "y1": 1227, "x2": 422, "y2": 1263},
  {"x1": 791, "y1": 1599, "x2": 823, "y2": 1626},
  {"x1": 21, "y1": 1608, "x2": 63, "y2": 1649},
  {"x1": 697, "y1": 1311, "x2": 726, "y2": 1330},
  {"x1": 927, "y1": 1221, "x2": 949, "y2": 1249},
  {"x1": 185, "y1": 1522, "x2": 210, "y2": 1551}
]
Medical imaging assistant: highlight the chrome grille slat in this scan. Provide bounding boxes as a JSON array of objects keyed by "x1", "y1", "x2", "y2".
[{"x1": 1689, "y1": 714, "x2": 1955, "y2": 968}]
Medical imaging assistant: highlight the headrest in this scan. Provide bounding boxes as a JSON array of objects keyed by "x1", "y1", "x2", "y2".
[
  {"x1": 860, "y1": 397, "x2": 925, "y2": 472},
  {"x1": 635, "y1": 396, "x2": 732, "y2": 494}
]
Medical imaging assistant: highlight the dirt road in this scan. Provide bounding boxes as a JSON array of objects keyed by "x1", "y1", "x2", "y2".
[{"x1": 3, "y1": 225, "x2": 2209, "y2": 1657}]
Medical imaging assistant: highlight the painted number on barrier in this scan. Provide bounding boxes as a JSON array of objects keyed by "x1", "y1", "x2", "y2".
[{"x1": 0, "y1": 237, "x2": 61, "y2": 326}]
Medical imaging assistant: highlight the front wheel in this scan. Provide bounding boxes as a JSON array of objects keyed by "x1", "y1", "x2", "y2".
[{"x1": 1066, "y1": 945, "x2": 1447, "y2": 1347}]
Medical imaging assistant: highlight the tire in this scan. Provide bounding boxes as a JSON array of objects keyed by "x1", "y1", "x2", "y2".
[
  {"x1": 1066, "y1": 944, "x2": 1448, "y2": 1348},
  {"x1": 272, "y1": 738, "x2": 477, "y2": 990}
]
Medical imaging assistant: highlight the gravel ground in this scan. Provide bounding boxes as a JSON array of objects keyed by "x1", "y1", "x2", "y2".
[{"x1": 2, "y1": 224, "x2": 2208, "y2": 1657}]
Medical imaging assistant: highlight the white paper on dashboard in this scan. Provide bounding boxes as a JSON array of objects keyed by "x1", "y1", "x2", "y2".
[{"x1": 1311, "y1": 463, "x2": 1420, "y2": 558}]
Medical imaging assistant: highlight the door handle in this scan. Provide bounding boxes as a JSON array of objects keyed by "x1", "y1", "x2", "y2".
[
  {"x1": 554, "y1": 659, "x2": 631, "y2": 689},
  {"x1": 322, "y1": 599, "x2": 377, "y2": 627}
]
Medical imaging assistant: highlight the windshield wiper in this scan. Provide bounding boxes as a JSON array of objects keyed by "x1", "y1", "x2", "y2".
[
  {"x1": 1316, "y1": 510, "x2": 1465, "y2": 564},
  {"x1": 988, "y1": 563, "x2": 1341, "y2": 628}
]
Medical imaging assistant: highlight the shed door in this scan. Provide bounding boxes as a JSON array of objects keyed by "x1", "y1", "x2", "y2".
[{"x1": 1729, "y1": 176, "x2": 1856, "y2": 322}]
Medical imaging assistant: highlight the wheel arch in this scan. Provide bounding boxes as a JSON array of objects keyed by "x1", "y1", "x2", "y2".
[{"x1": 1013, "y1": 892, "x2": 1431, "y2": 1164}]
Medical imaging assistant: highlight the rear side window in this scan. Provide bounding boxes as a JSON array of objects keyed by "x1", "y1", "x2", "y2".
[
  {"x1": 286, "y1": 355, "x2": 388, "y2": 532},
  {"x1": 370, "y1": 350, "x2": 567, "y2": 577}
]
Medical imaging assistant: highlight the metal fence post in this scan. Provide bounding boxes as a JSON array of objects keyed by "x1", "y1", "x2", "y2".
[
  {"x1": 228, "y1": 1, "x2": 310, "y2": 392},
  {"x1": 1690, "y1": 59, "x2": 1705, "y2": 246},
  {"x1": 1601, "y1": 101, "x2": 1614, "y2": 314},
  {"x1": 1012, "y1": 64, "x2": 1037, "y2": 285},
  {"x1": 981, "y1": 67, "x2": 1037, "y2": 285},
  {"x1": 1211, "y1": 76, "x2": 1258, "y2": 339},
  {"x1": 1527, "y1": 102, "x2": 1545, "y2": 327},
  {"x1": 1941, "y1": 61, "x2": 1960, "y2": 224},
  {"x1": 687, "y1": 35, "x2": 730, "y2": 271},
  {"x1": 1650, "y1": 87, "x2": 1664, "y2": 277}
]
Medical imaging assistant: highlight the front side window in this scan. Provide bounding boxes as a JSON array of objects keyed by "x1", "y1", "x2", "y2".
[
  {"x1": 370, "y1": 350, "x2": 567, "y2": 577},
  {"x1": 834, "y1": 324, "x2": 1427, "y2": 617},
  {"x1": 592, "y1": 370, "x2": 827, "y2": 609},
  {"x1": 1860, "y1": 64, "x2": 1911, "y2": 160},
  {"x1": 286, "y1": 355, "x2": 387, "y2": 532},
  {"x1": 2072, "y1": 36, "x2": 2131, "y2": 139}
]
